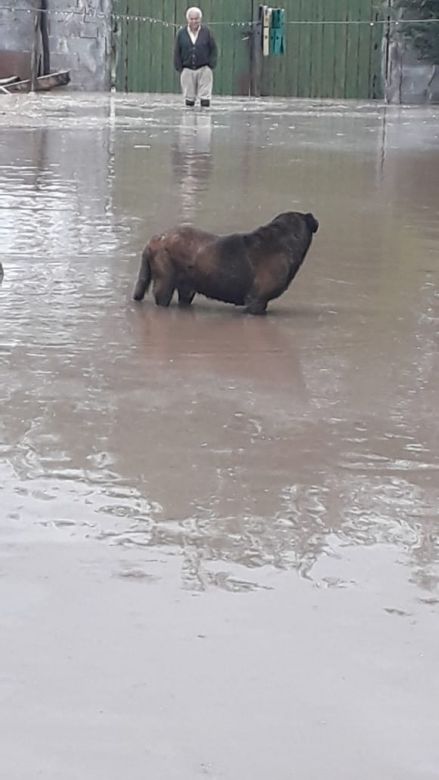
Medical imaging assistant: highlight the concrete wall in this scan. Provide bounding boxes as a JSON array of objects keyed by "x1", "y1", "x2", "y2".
[
  {"x1": 400, "y1": 59, "x2": 439, "y2": 105},
  {"x1": 0, "y1": 0, "x2": 111, "y2": 90},
  {"x1": 0, "y1": 3, "x2": 33, "y2": 80},
  {"x1": 384, "y1": 6, "x2": 439, "y2": 106},
  {"x1": 0, "y1": 3, "x2": 33, "y2": 52},
  {"x1": 386, "y1": 36, "x2": 439, "y2": 105}
]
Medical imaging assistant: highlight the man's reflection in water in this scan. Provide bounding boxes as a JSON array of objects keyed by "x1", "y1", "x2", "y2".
[{"x1": 171, "y1": 111, "x2": 213, "y2": 222}]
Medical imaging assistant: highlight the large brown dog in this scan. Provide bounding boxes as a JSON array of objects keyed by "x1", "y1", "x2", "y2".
[{"x1": 133, "y1": 211, "x2": 318, "y2": 314}]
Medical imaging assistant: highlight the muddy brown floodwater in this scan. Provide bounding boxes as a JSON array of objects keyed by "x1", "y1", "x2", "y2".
[{"x1": 0, "y1": 94, "x2": 438, "y2": 779}]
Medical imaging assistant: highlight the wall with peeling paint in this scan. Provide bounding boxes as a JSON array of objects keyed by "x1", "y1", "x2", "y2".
[
  {"x1": 0, "y1": 0, "x2": 111, "y2": 90},
  {"x1": 0, "y1": 3, "x2": 34, "y2": 80},
  {"x1": 386, "y1": 36, "x2": 439, "y2": 105}
]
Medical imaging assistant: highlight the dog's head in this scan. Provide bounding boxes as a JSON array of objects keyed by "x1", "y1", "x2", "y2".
[
  {"x1": 271, "y1": 211, "x2": 319, "y2": 235},
  {"x1": 304, "y1": 212, "x2": 319, "y2": 234}
]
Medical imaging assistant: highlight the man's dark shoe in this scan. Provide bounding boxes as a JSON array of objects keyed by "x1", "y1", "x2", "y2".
[
  {"x1": 185, "y1": 99, "x2": 195, "y2": 107},
  {"x1": 200, "y1": 99, "x2": 210, "y2": 108}
]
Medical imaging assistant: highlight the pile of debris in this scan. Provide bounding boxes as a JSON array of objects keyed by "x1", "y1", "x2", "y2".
[{"x1": 0, "y1": 70, "x2": 70, "y2": 95}]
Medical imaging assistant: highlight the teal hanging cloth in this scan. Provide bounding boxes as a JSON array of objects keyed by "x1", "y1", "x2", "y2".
[{"x1": 269, "y1": 8, "x2": 285, "y2": 56}]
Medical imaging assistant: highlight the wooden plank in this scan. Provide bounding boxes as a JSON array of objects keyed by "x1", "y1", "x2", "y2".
[
  {"x1": 287, "y1": 0, "x2": 301, "y2": 96},
  {"x1": 216, "y1": 0, "x2": 226, "y2": 96},
  {"x1": 134, "y1": 0, "x2": 146, "y2": 92},
  {"x1": 319, "y1": 0, "x2": 332, "y2": 97},
  {"x1": 307, "y1": 0, "x2": 315, "y2": 98},
  {"x1": 30, "y1": 4, "x2": 39, "y2": 92},
  {"x1": 357, "y1": 0, "x2": 372, "y2": 98},
  {"x1": 225, "y1": 0, "x2": 237, "y2": 96},
  {"x1": 215, "y1": 0, "x2": 231, "y2": 93},
  {"x1": 173, "y1": 2, "x2": 183, "y2": 94},
  {"x1": 369, "y1": 0, "x2": 384, "y2": 99},
  {"x1": 333, "y1": 0, "x2": 343, "y2": 97},
  {"x1": 161, "y1": 0, "x2": 176, "y2": 93},
  {"x1": 122, "y1": 0, "x2": 130, "y2": 93},
  {"x1": 231, "y1": 0, "x2": 251, "y2": 96},
  {"x1": 129, "y1": 0, "x2": 137, "y2": 91},
  {"x1": 138, "y1": 0, "x2": 148, "y2": 92},
  {"x1": 297, "y1": 0, "x2": 310, "y2": 97},
  {"x1": 144, "y1": 0, "x2": 155, "y2": 92},
  {"x1": 125, "y1": 0, "x2": 135, "y2": 91},
  {"x1": 150, "y1": 0, "x2": 164, "y2": 93},
  {"x1": 174, "y1": 0, "x2": 188, "y2": 94},
  {"x1": 333, "y1": 0, "x2": 348, "y2": 98},
  {"x1": 6, "y1": 70, "x2": 70, "y2": 94},
  {"x1": 112, "y1": 0, "x2": 120, "y2": 90},
  {"x1": 344, "y1": 0, "x2": 359, "y2": 98},
  {"x1": 205, "y1": 0, "x2": 224, "y2": 95},
  {"x1": 135, "y1": 0, "x2": 143, "y2": 92},
  {"x1": 114, "y1": 0, "x2": 127, "y2": 91},
  {"x1": 310, "y1": 0, "x2": 324, "y2": 98},
  {"x1": 250, "y1": 0, "x2": 263, "y2": 96}
]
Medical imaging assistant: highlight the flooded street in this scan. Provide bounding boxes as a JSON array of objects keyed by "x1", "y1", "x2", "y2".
[{"x1": 0, "y1": 93, "x2": 438, "y2": 778}]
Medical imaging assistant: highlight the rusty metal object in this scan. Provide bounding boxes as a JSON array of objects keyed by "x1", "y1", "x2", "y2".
[{"x1": 0, "y1": 51, "x2": 32, "y2": 82}]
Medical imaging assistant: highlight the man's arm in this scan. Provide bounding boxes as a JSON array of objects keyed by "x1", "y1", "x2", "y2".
[{"x1": 174, "y1": 31, "x2": 183, "y2": 72}]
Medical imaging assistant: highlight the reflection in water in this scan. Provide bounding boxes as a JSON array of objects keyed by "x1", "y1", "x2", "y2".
[
  {"x1": 0, "y1": 94, "x2": 438, "y2": 596},
  {"x1": 171, "y1": 110, "x2": 213, "y2": 222}
]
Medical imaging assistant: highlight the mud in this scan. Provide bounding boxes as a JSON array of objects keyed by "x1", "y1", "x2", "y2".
[{"x1": 0, "y1": 94, "x2": 438, "y2": 779}]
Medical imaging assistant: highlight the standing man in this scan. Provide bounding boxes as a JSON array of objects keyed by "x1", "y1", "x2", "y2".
[{"x1": 174, "y1": 7, "x2": 218, "y2": 108}]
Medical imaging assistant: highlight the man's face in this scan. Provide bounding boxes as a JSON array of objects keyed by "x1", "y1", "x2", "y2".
[{"x1": 188, "y1": 13, "x2": 201, "y2": 32}]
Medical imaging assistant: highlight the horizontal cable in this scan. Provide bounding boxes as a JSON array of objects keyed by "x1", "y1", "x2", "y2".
[{"x1": 1, "y1": 6, "x2": 438, "y2": 28}]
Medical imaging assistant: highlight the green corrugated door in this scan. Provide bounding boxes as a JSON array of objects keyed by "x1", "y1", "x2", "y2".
[
  {"x1": 113, "y1": 0, "x2": 253, "y2": 95},
  {"x1": 260, "y1": 0, "x2": 384, "y2": 99},
  {"x1": 113, "y1": 0, "x2": 384, "y2": 99},
  {"x1": 113, "y1": 0, "x2": 177, "y2": 92}
]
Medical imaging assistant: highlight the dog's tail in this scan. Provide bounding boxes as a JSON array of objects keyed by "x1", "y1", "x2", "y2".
[
  {"x1": 133, "y1": 244, "x2": 153, "y2": 301},
  {"x1": 305, "y1": 213, "x2": 319, "y2": 234}
]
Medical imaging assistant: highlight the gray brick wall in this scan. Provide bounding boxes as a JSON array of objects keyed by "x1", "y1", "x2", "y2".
[{"x1": 0, "y1": 0, "x2": 112, "y2": 90}]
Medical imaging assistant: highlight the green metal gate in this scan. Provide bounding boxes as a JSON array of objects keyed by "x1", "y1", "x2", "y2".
[
  {"x1": 260, "y1": 0, "x2": 384, "y2": 99},
  {"x1": 112, "y1": 0, "x2": 253, "y2": 95},
  {"x1": 113, "y1": 0, "x2": 385, "y2": 99}
]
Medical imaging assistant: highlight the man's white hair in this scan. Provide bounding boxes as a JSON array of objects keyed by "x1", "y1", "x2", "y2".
[{"x1": 186, "y1": 6, "x2": 202, "y2": 21}]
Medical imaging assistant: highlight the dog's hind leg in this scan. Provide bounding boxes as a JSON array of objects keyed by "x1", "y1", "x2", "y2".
[{"x1": 151, "y1": 249, "x2": 175, "y2": 307}]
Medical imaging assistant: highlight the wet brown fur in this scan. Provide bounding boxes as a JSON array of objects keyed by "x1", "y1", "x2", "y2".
[{"x1": 133, "y1": 211, "x2": 318, "y2": 314}]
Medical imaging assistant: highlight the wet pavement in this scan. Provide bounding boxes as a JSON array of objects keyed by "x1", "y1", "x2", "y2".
[{"x1": 0, "y1": 93, "x2": 438, "y2": 779}]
